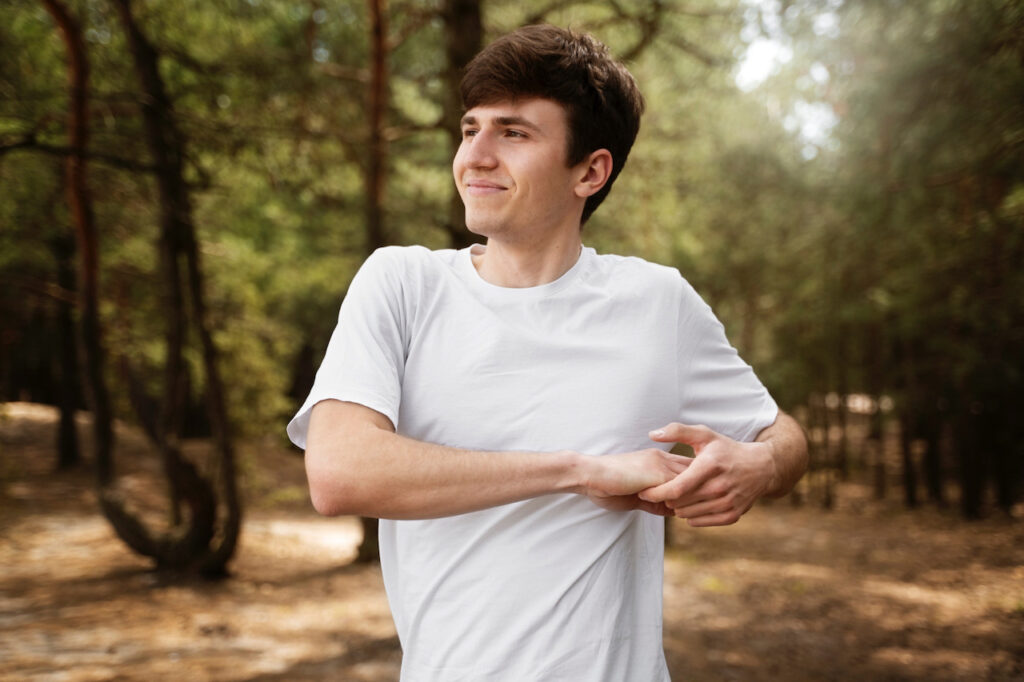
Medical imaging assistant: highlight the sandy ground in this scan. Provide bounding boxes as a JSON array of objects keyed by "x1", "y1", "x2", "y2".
[{"x1": 1, "y1": 402, "x2": 1022, "y2": 681}]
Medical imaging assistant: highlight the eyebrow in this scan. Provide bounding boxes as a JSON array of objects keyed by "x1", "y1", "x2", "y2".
[{"x1": 460, "y1": 114, "x2": 543, "y2": 133}]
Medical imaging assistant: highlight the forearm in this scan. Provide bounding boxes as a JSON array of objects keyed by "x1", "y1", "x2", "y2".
[
  {"x1": 305, "y1": 400, "x2": 587, "y2": 519},
  {"x1": 755, "y1": 411, "x2": 809, "y2": 498},
  {"x1": 305, "y1": 400, "x2": 690, "y2": 519},
  {"x1": 313, "y1": 432, "x2": 583, "y2": 520}
]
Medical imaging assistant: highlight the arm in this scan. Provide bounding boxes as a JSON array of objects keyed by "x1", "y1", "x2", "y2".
[
  {"x1": 637, "y1": 411, "x2": 808, "y2": 527},
  {"x1": 305, "y1": 399, "x2": 691, "y2": 519}
]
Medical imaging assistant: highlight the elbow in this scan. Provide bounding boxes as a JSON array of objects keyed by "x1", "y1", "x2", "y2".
[
  {"x1": 308, "y1": 483, "x2": 349, "y2": 517},
  {"x1": 308, "y1": 477, "x2": 372, "y2": 517},
  {"x1": 305, "y1": 447, "x2": 366, "y2": 517}
]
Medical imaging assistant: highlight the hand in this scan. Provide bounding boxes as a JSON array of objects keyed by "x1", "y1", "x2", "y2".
[
  {"x1": 581, "y1": 448, "x2": 691, "y2": 515},
  {"x1": 637, "y1": 423, "x2": 777, "y2": 527}
]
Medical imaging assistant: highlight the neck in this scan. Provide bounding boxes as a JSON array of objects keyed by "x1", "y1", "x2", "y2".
[{"x1": 472, "y1": 229, "x2": 583, "y2": 288}]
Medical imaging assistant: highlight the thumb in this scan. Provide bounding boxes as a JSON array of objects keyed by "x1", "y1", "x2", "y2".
[{"x1": 649, "y1": 423, "x2": 716, "y2": 448}]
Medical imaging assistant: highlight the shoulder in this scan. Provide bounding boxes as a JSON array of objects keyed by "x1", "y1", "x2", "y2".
[
  {"x1": 588, "y1": 251, "x2": 686, "y2": 292},
  {"x1": 364, "y1": 244, "x2": 450, "y2": 268},
  {"x1": 587, "y1": 250, "x2": 713, "y2": 316},
  {"x1": 360, "y1": 245, "x2": 460, "y2": 283}
]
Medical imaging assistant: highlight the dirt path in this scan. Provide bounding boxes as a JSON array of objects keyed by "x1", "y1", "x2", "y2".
[{"x1": 2, "y1": 404, "x2": 1022, "y2": 681}]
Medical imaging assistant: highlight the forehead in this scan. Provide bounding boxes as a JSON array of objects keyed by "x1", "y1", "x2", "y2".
[{"x1": 462, "y1": 97, "x2": 569, "y2": 132}]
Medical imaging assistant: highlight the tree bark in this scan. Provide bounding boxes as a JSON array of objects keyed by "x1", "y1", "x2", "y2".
[
  {"x1": 106, "y1": 0, "x2": 240, "y2": 575},
  {"x1": 922, "y1": 414, "x2": 945, "y2": 507},
  {"x1": 366, "y1": 0, "x2": 389, "y2": 253},
  {"x1": 440, "y1": 0, "x2": 482, "y2": 248},
  {"x1": 957, "y1": 414, "x2": 984, "y2": 519},
  {"x1": 898, "y1": 414, "x2": 919, "y2": 508},
  {"x1": 53, "y1": 232, "x2": 80, "y2": 470},
  {"x1": 39, "y1": 0, "x2": 111, "y2": 481},
  {"x1": 353, "y1": 0, "x2": 391, "y2": 564}
]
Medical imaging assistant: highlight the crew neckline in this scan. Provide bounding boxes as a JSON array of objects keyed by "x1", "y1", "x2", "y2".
[{"x1": 458, "y1": 243, "x2": 594, "y2": 302}]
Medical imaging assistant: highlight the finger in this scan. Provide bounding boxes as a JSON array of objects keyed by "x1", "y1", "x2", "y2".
[
  {"x1": 649, "y1": 423, "x2": 716, "y2": 447},
  {"x1": 664, "y1": 452, "x2": 695, "y2": 466},
  {"x1": 684, "y1": 510, "x2": 743, "y2": 527},
  {"x1": 634, "y1": 499, "x2": 675, "y2": 517},
  {"x1": 673, "y1": 497, "x2": 732, "y2": 519},
  {"x1": 664, "y1": 457, "x2": 692, "y2": 476},
  {"x1": 662, "y1": 477, "x2": 726, "y2": 509},
  {"x1": 638, "y1": 460, "x2": 718, "y2": 503}
]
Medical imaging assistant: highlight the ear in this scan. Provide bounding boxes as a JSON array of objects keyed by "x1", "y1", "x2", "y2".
[{"x1": 573, "y1": 149, "x2": 613, "y2": 199}]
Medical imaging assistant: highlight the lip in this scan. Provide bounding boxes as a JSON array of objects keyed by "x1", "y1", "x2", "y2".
[{"x1": 464, "y1": 179, "x2": 508, "y2": 196}]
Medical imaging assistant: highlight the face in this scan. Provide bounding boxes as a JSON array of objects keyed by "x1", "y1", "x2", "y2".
[{"x1": 454, "y1": 98, "x2": 588, "y2": 242}]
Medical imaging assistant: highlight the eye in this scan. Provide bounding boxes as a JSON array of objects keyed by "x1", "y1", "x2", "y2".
[
  {"x1": 462, "y1": 128, "x2": 478, "y2": 138},
  {"x1": 504, "y1": 129, "x2": 527, "y2": 138}
]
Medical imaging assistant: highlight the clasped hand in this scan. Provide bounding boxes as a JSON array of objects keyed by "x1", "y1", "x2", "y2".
[{"x1": 585, "y1": 423, "x2": 777, "y2": 526}]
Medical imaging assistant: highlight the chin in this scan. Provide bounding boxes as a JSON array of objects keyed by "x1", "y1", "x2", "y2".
[{"x1": 463, "y1": 214, "x2": 504, "y2": 238}]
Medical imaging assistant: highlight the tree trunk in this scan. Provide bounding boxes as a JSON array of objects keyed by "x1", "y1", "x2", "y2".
[
  {"x1": 957, "y1": 414, "x2": 984, "y2": 519},
  {"x1": 357, "y1": 517, "x2": 381, "y2": 563},
  {"x1": 352, "y1": 0, "x2": 391, "y2": 564},
  {"x1": 898, "y1": 338, "x2": 920, "y2": 509},
  {"x1": 39, "y1": 0, "x2": 112, "y2": 482},
  {"x1": 105, "y1": 0, "x2": 240, "y2": 575},
  {"x1": 440, "y1": 0, "x2": 482, "y2": 248},
  {"x1": 365, "y1": 0, "x2": 389, "y2": 253},
  {"x1": 834, "y1": 334, "x2": 849, "y2": 480},
  {"x1": 866, "y1": 326, "x2": 886, "y2": 501},
  {"x1": 898, "y1": 413, "x2": 919, "y2": 508},
  {"x1": 922, "y1": 414, "x2": 945, "y2": 507},
  {"x1": 808, "y1": 392, "x2": 832, "y2": 509},
  {"x1": 53, "y1": 232, "x2": 80, "y2": 470}
]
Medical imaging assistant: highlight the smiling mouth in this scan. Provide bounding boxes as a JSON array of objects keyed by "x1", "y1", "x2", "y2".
[{"x1": 464, "y1": 179, "x2": 507, "y2": 194}]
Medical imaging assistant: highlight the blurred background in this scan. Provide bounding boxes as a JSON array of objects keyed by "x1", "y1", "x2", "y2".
[{"x1": 1, "y1": 0, "x2": 1022, "y2": 680}]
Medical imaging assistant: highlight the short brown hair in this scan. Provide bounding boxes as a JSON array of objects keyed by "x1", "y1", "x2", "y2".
[{"x1": 460, "y1": 24, "x2": 645, "y2": 224}]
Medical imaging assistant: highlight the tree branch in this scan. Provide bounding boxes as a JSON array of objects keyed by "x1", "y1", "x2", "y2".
[
  {"x1": 0, "y1": 136, "x2": 157, "y2": 173},
  {"x1": 664, "y1": 32, "x2": 731, "y2": 67}
]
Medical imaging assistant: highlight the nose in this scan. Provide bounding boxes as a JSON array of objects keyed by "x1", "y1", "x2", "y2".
[{"x1": 460, "y1": 130, "x2": 498, "y2": 170}]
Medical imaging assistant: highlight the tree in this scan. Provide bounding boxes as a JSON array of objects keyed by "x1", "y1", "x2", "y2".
[
  {"x1": 100, "y1": 0, "x2": 241, "y2": 574},
  {"x1": 37, "y1": 0, "x2": 103, "y2": 475},
  {"x1": 763, "y1": 0, "x2": 1024, "y2": 515}
]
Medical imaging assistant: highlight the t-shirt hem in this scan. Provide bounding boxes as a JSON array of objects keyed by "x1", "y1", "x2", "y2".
[
  {"x1": 734, "y1": 397, "x2": 780, "y2": 443},
  {"x1": 286, "y1": 391, "x2": 399, "y2": 450}
]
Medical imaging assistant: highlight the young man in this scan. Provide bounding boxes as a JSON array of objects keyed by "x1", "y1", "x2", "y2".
[{"x1": 288, "y1": 24, "x2": 807, "y2": 681}]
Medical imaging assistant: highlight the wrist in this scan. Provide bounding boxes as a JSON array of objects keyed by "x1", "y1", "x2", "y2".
[
  {"x1": 559, "y1": 450, "x2": 590, "y2": 495},
  {"x1": 757, "y1": 440, "x2": 781, "y2": 496}
]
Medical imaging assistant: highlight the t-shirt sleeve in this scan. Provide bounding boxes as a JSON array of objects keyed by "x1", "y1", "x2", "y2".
[
  {"x1": 676, "y1": 278, "x2": 778, "y2": 443},
  {"x1": 286, "y1": 248, "x2": 408, "y2": 449}
]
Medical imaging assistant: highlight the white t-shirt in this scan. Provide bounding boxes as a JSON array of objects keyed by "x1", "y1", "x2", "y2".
[{"x1": 288, "y1": 244, "x2": 778, "y2": 681}]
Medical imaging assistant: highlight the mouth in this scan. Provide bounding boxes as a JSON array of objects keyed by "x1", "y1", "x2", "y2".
[{"x1": 464, "y1": 179, "x2": 508, "y2": 196}]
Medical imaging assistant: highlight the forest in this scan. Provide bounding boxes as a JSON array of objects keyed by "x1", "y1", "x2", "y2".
[{"x1": 1, "y1": 0, "x2": 1022, "y2": 679}]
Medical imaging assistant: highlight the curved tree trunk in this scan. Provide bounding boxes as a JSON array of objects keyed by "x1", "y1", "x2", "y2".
[{"x1": 110, "y1": 0, "x2": 241, "y2": 576}]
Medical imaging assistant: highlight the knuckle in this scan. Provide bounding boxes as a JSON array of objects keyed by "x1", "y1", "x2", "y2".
[{"x1": 705, "y1": 482, "x2": 727, "y2": 497}]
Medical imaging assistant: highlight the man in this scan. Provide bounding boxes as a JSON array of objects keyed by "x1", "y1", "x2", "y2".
[{"x1": 288, "y1": 24, "x2": 807, "y2": 681}]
